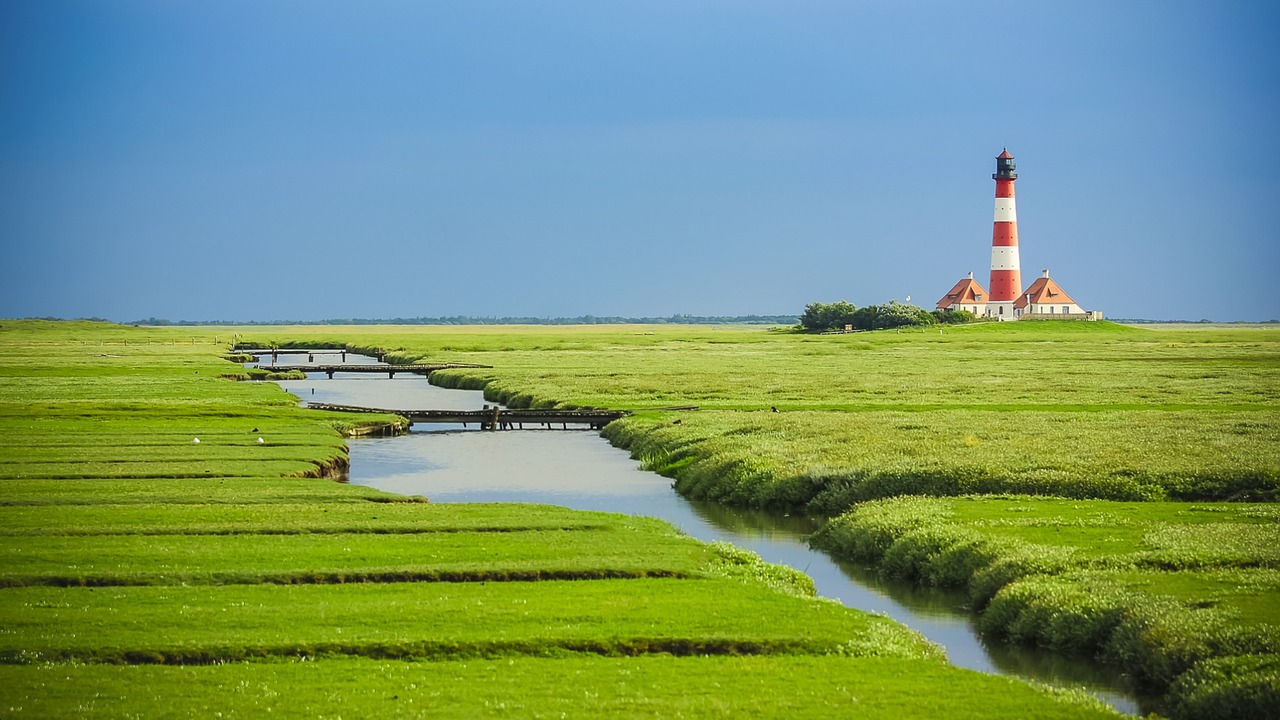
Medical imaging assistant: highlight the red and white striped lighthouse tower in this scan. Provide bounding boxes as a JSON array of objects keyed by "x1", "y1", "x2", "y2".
[{"x1": 987, "y1": 148, "x2": 1022, "y2": 318}]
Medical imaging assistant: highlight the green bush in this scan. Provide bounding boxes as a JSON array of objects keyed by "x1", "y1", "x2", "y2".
[
  {"x1": 799, "y1": 300, "x2": 859, "y2": 332},
  {"x1": 931, "y1": 309, "x2": 977, "y2": 324},
  {"x1": 855, "y1": 301, "x2": 937, "y2": 330},
  {"x1": 798, "y1": 300, "x2": 936, "y2": 331}
]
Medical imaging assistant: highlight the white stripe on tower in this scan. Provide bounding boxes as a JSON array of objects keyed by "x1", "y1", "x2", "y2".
[
  {"x1": 990, "y1": 245, "x2": 1020, "y2": 270},
  {"x1": 993, "y1": 196, "x2": 1017, "y2": 223}
]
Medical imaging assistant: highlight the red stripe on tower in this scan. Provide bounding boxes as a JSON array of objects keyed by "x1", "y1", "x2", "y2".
[{"x1": 988, "y1": 148, "x2": 1021, "y2": 314}]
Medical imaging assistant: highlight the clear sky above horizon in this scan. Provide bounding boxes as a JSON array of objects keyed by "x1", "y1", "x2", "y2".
[{"x1": 2, "y1": 1, "x2": 1278, "y2": 322}]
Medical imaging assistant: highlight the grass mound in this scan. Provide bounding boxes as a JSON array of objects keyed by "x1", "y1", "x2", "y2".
[{"x1": 811, "y1": 495, "x2": 1280, "y2": 712}]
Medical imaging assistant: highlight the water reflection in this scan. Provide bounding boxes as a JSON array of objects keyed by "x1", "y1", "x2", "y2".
[{"x1": 262, "y1": 358, "x2": 1144, "y2": 714}]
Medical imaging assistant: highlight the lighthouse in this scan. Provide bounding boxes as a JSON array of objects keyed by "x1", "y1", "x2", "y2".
[
  {"x1": 935, "y1": 149, "x2": 1100, "y2": 322},
  {"x1": 987, "y1": 148, "x2": 1022, "y2": 318}
]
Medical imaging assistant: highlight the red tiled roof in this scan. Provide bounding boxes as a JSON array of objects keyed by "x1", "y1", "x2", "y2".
[
  {"x1": 1014, "y1": 276, "x2": 1078, "y2": 308},
  {"x1": 935, "y1": 277, "x2": 989, "y2": 308}
]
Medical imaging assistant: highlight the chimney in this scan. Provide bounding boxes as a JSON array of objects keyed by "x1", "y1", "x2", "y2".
[
  {"x1": 1042, "y1": 268, "x2": 1050, "y2": 278},
  {"x1": 967, "y1": 271, "x2": 974, "y2": 279}
]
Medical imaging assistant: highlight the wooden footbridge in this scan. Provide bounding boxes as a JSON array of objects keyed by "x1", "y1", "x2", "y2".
[
  {"x1": 255, "y1": 363, "x2": 492, "y2": 379},
  {"x1": 308, "y1": 403, "x2": 629, "y2": 430}
]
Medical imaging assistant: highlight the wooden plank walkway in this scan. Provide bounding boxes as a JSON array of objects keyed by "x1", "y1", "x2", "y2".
[
  {"x1": 307, "y1": 403, "x2": 629, "y2": 430},
  {"x1": 255, "y1": 363, "x2": 492, "y2": 379}
]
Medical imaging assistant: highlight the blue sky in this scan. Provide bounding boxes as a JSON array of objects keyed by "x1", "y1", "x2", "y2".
[{"x1": 2, "y1": 1, "x2": 1277, "y2": 322}]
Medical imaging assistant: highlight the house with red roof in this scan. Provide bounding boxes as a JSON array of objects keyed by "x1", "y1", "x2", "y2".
[
  {"x1": 935, "y1": 272, "x2": 989, "y2": 315},
  {"x1": 936, "y1": 268, "x2": 1100, "y2": 320},
  {"x1": 1014, "y1": 269, "x2": 1089, "y2": 318}
]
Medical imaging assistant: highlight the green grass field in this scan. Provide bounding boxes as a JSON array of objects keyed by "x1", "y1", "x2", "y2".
[
  {"x1": 0, "y1": 319, "x2": 1129, "y2": 718},
  {"x1": 222, "y1": 319, "x2": 1280, "y2": 717}
]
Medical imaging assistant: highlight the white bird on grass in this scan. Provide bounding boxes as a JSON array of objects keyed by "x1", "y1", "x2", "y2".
[{"x1": 257, "y1": 437, "x2": 265, "y2": 444}]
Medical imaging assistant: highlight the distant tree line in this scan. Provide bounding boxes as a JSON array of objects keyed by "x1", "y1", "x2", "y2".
[
  {"x1": 798, "y1": 301, "x2": 977, "y2": 332},
  {"x1": 131, "y1": 314, "x2": 800, "y2": 327}
]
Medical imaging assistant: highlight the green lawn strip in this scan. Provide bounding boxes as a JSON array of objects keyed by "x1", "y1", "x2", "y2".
[
  {"x1": 0, "y1": 526, "x2": 713, "y2": 587},
  {"x1": 2, "y1": 441, "x2": 349, "y2": 469},
  {"x1": 0, "y1": 655, "x2": 1126, "y2": 719},
  {"x1": 0, "y1": 502, "x2": 622, "y2": 535},
  {"x1": 0, "y1": 459, "x2": 342, "y2": 480},
  {"x1": 0, "y1": 578, "x2": 940, "y2": 664},
  {"x1": 0, "y1": 416, "x2": 368, "y2": 480},
  {"x1": 0, "y1": 478, "x2": 405, "y2": 506},
  {"x1": 0, "y1": 408, "x2": 374, "y2": 429},
  {"x1": 0, "y1": 374, "x2": 305, "y2": 405},
  {"x1": 2, "y1": 436, "x2": 347, "y2": 458},
  {"x1": 0, "y1": 407, "x2": 401, "y2": 434}
]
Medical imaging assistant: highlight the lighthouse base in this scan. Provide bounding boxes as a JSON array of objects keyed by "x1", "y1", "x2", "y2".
[{"x1": 985, "y1": 301, "x2": 1020, "y2": 320}]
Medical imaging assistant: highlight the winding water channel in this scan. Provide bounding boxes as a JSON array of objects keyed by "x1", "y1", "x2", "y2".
[{"x1": 256, "y1": 350, "x2": 1149, "y2": 715}]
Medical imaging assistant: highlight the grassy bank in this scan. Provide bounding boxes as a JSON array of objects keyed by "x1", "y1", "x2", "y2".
[
  {"x1": 809, "y1": 496, "x2": 1280, "y2": 717},
  {"x1": 0, "y1": 319, "x2": 1124, "y2": 718}
]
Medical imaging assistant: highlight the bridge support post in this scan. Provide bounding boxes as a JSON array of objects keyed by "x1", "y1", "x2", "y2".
[{"x1": 325, "y1": 370, "x2": 335, "y2": 379}]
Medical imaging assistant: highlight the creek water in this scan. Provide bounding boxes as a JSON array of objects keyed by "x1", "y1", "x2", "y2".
[{"x1": 256, "y1": 351, "x2": 1148, "y2": 715}]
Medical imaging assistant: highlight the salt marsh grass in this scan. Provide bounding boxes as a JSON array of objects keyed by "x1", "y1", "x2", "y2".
[{"x1": 0, "y1": 320, "x2": 1126, "y2": 718}]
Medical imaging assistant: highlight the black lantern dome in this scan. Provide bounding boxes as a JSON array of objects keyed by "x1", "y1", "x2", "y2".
[{"x1": 994, "y1": 148, "x2": 1017, "y2": 180}]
